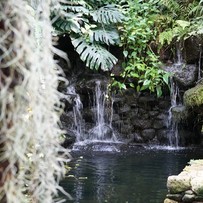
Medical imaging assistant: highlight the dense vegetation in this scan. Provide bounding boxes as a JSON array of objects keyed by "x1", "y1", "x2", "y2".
[
  {"x1": 0, "y1": 1, "x2": 202, "y2": 203},
  {"x1": 53, "y1": 0, "x2": 203, "y2": 96}
]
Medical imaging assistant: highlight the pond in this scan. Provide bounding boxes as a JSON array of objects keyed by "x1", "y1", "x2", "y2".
[{"x1": 60, "y1": 145, "x2": 203, "y2": 203}]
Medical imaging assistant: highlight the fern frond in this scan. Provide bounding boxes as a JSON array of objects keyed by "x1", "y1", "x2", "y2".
[
  {"x1": 91, "y1": 5, "x2": 125, "y2": 24},
  {"x1": 159, "y1": 29, "x2": 174, "y2": 45},
  {"x1": 89, "y1": 28, "x2": 120, "y2": 45},
  {"x1": 71, "y1": 37, "x2": 118, "y2": 71},
  {"x1": 159, "y1": 0, "x2": 180, "y2": 15}
]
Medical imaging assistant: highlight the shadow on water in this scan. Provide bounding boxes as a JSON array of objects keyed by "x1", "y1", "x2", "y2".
[{"x1": 60, "y1": 146, "x2": 203, "y2": 203}]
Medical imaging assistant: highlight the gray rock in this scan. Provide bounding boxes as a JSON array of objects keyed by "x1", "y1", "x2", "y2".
[
  {"x1": 149, "y1": 111, "x2": 159, "y2": 117},
  {"x1": 153, "y1": 119, "x2": 167, "y2": 129},
  {"x1": 166, "y1": 194, "x2": 183, "y2": 201},
  {"x1": 133, "y1": 119, "x2": 152, "y2": 129},
  {"x1": 127, "y1": 133, "x2": 143, "y2": 143},
  {"x1": 141, "y1": 129, "x2": 156, "y2": 141},
  {"x1": 163, "y1": 64, "x2": 197, "y2": 87},
  {"x1": 157, "y1": 129, "x2": 170, "y2": 144},
  {"x1": 157, "y1": 113, "x2": 168, "y2": 120},
  {"x1": 182, "y1": 193, "x2": 195, "y2": 202}
]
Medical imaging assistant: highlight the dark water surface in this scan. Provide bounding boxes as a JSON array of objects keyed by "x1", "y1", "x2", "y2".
[{"x1": 60, "y1": 146, "x2": 203, "y2": 203}]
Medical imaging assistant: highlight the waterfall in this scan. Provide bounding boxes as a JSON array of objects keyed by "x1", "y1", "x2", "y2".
[
  {"x1": 167, "y1": 78, "x2": 181, "y2": 147},
  {"x1": 198, "y1": 47, "x2": 202, "y2": 80},
  {"x1": 175, "y1": 42, "x2": 183, "y2": 66},
  {"x1": 67, "y1": 80, "x2": 117, "y2": 146},
  {"x1": 66, "y1": 85, "x2": 84, "y2": 142},
  {"x1": 88, "y1": 80, "x2": 117, "y2": 142}
]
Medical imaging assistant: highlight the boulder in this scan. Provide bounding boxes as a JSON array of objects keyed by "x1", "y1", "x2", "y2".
[
  {"x1": 141, "y1": 129, "x2": 156, "y2": 141},
  {"x1": 171, "y1": 105, "x2": 188, "y2": 122},
  {"x1": 133, "y1": 119, "x2": 152, "y2": 129},
  {"x1": 163, "y1": 64, "x2": 197, "y2": 88},
  {"x1": 184, "y1": 84, "x2": 203, "y2": 107},
  {"x1": 191, "y1": 177, "x2": 203, "y2": 195},
  {"x1": 184, "y1": 36, "x2": 203, "y2": 63},
  {"x1": 153, "y1": 119, "x2": 167, "y2": 129},
  {"x1": 167, "y1": 174, "x2": 191, "y2": 193},
  {"x1": 164, "y1": 198, "x2": 178, "y2": 203}
]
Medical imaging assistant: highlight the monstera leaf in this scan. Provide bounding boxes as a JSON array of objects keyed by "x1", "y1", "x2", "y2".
[
  {"x1": 71, "y1": 37, "x2": 118, "y2": 71},
  {"x1": 52, "y1": 12, "x2": 83, "y2": 33},
  {"x1": 89, "y1": 28, "x2": 120, "y2": 45},
  {"x1": 52, "y1": 2, "x2": 124, "y2": 71},
  {"x1": 91, "y1": 5, "x2": 125, "y2": 24}
]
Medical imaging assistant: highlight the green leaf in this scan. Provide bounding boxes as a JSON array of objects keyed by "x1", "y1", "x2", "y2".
[
  {"x1": 89, "y1": 28, "x2": 120, "y2": 45},
  {"x1": 129, "y1": 83, "x2": 135, "y2": 88},
  {"x1": 176, "y1": 20, "x2": 190, "y2": 29},
  {"x1": 91, "y1": 5, "x2": 125, "y2": 25},
  {"x1": 163, "y1": 73, "x2": 169, "y2": 85},
  {"x1": 130, "y1": 72, "x2": 139, "y2": 78},
  {"x1": 156, "y1": 86, "x2": 162, "y2": 97},
  {"x1": 71, "y1": 37, "x2": 118, "y2": 71},
  {"x1": 143, "y1": 79, "x2": 150, "y2": 86},
  {"x1": 123, "y1": 50, "x2": 128, "y2": 58}
]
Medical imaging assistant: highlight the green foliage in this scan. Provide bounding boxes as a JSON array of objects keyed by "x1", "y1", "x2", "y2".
[
  {"x1": 158, "y1": 0, "x2": 203, "y2": 44},
  {"x1": 52, "y1": 0, "x2": 125, "y2": 71},
  {"x1": 71, "y1": 37, "x2": 117, "y2": 71},
  {"x1": 112, "y1": 0, "x2": 170, "y2": 97}
]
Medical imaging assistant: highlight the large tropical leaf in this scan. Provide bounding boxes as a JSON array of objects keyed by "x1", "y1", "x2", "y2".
[
  {"x1": 91, "y1": 5, "x2": 125, "y2": 25},
  {"x1": 52, "y1": 12, "x2": 84, "y2": 34},
  {"x1": 71, "y1": 37, "x2": 118, "y2": 71},
  {"x1": 89, "y1": 28, "x2": 120, "y2": 45}
]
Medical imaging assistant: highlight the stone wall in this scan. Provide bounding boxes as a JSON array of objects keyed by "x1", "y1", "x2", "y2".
[
  {"x1": 61, "y1": 81, "x2": 198, "y2": 146},
  {"x1": 111, "y1": 89, "x2": 196, "y2": 145},
  {"x1": 164, "y1": 160, "x2": 203, "y2": 203}
]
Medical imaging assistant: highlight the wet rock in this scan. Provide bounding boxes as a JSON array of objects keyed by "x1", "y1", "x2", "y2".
[
  {"x1": 149, "y1": 111, "x2": 159, "y2": 117},
  {"x1": 174, "y1": 64, "x2": 197, "y2": 87},
  {"x1": 159, "y1": 100, "x2": 170, "y2": 109},
  {"x1": 133, "y1": 119, "x2": 152, "y2": 129},
  {"x1": 171, "y1": 105, "x2": 188, "y2": 122},
  {"x1": 163, "y1": 64, "x2": 197, "y2": 88},
  {"x1": 120, "y1": 104, "x2": 131, "y2": 113},
  {"x1": 61, "y1": 134, "x2": 76, "y2": 148},
  {"x1": 166, "y1": 194, "x2": 183, "y2": 202},
  {"x1": 112, "y1": 113, "x2": 120, "y2": 122},
  {"x1": 184, "y1": 36, "x2": 203, "y2": 63},
  {"x1": 157, "y1": 113, "x2": 168, "y2": 120},
  {"x1": 153, "y1": 119, "x2": 167, "y2": 129},
  {"x1": 83, "y1": 109, "x2": 94, "y2": 123},
  {"x1": 141, "y1": 129, "x2": 156, "y2": 141},
  {"x1": 127, "y1": 133, "x2": 143, "y2": 143},
  {"x1": 157, "y1": 129, "x2": 170, "y2": 144},
  {"x1": 184, "y1": 83, "x2": 203, "y2": 107},
  {"x1": 182, "y1": 193, "x2": 195, "y2": 202},
  {"x1": 120, "y1": 124, "x2": 133, "y2": 134},
  {"x1": 138, "y1": 96, "x2": 157, "y2": 109}
]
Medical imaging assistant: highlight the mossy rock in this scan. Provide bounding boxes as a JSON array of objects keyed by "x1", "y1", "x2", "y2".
[{"x1": 184, "y1": 84, "x2": 203, "y2": 107}]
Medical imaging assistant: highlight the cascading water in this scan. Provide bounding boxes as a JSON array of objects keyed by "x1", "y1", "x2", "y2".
[
  {"x1": 175, "y1": 42, "x2": 183, "y2": 67},
  {"x1": 67, "y1": 80, "x2": 117, "y2": 148},
  {"x1": 167, "y1": 78, "x2": 181, "y2": 147},
  {"x1": 88, "y1": 80, "x2": 117, "y2": 142},
  {"x1": 198, "y1": 47, "x2": 202, "y2": 80},
  {"x1": 66, "y1": 85, "x2": 84, "y2": 142}
]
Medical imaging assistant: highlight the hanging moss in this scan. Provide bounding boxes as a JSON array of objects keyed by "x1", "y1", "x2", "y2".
[{"x1": 184, "y1": 84, "x2": 203, "y2": 107}]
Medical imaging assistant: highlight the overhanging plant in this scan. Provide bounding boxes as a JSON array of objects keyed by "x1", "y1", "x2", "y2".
[{"x1": 52, "y1": 0, "x2": 125, "y2": 71}]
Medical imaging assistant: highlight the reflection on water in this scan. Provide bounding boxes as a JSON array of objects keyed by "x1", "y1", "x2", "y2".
[{"x1": 60, "y1": 148, "x2": 203, "y2": 203}]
